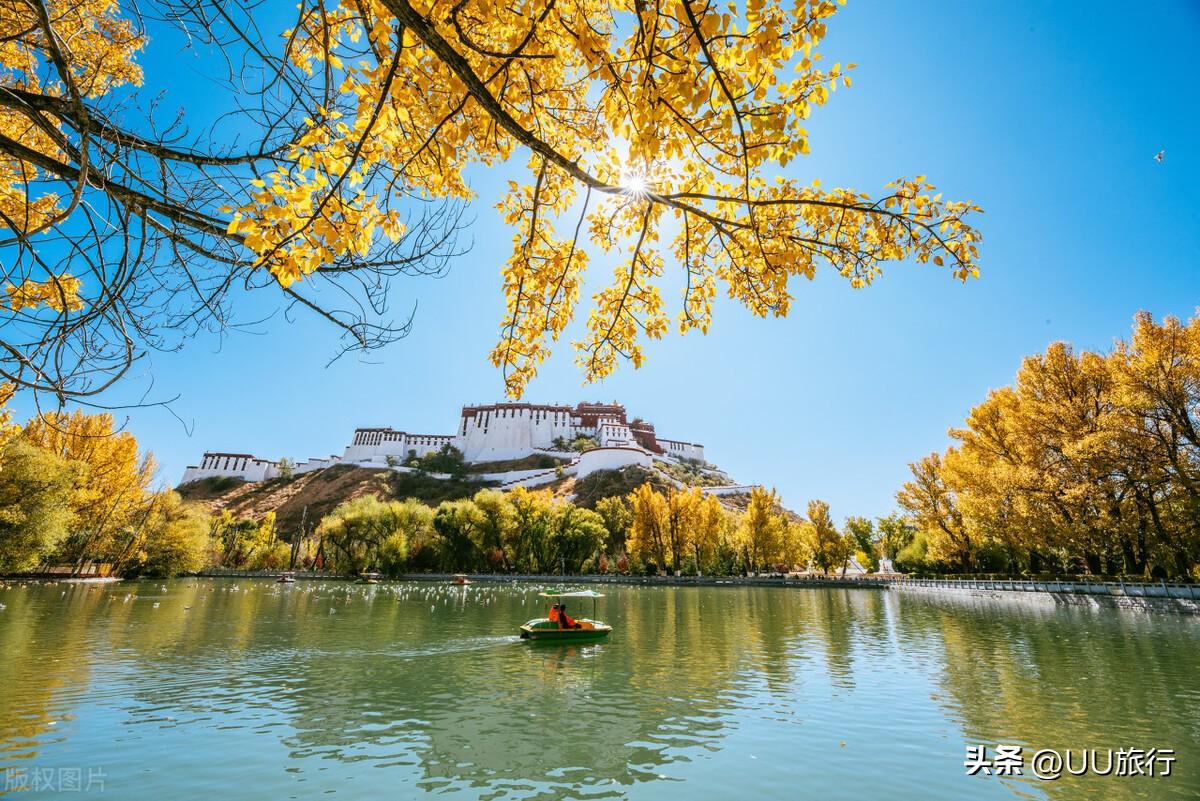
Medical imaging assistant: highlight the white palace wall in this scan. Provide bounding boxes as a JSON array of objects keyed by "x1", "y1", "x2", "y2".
[
  {"x1": 179, "y1": 453, "x2": 278, "y2": 484},
  {"x1": 180, "y1": 401, "x2": 706, "y2": 485},
  {"x1": 455, "y1": 405, "x2": 576, "y2": 462},
  {"x1": 294, "y1": 456, "x2": 341, "y2": 475},
  {"x1": 659, "y1": 438, "x2": 705, "y2": 462},
  {"x1": 341, "y1": 429, "x2": 454, "y2": 465},
  {"x1": 573, "y1": 447, "x2": 653, "y2": 479}
]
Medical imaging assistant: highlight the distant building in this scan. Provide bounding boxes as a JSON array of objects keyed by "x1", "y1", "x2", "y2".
[
  {"x1": 179, "y1": 401, "x2": 705, "y2": 485},
  {"x1": 180, "y1": 452, "x2": 277, "y2": 484},
  {"x1": 877, "y1": 557, "x2": 900, "y2": 575}
]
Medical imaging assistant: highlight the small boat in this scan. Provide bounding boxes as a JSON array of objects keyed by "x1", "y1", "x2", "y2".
[
  {"x1": 277, "y1": 572, "x2": 296, "y2": 584},
  {"x1": 356, "y1": 572, "x2": 381, "y2": 585},
  {"x1": 520, "y1": 590, "x2": 612, "y2": 641},
  {"x1": 452, "y1": 573, "x2": 472, "y2": 586}
]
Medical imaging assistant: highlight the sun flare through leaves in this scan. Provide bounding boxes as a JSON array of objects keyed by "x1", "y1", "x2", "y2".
[{"x1": 0, "y1": 0, "x2": 983, "y2": 402}]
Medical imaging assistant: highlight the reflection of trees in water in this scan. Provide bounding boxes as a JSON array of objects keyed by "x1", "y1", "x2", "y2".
[
  {"x1": 15, "y1": 582, "x2": 1191, "y2": 801},
  {"x1": 270, "y1": 585, "x2": 886, "y2": 796},
  {"x1": 269, "y1": 587, "x2": 771, "y2": 794},
  {"x1": 805, "y1": 588, "x2": 891, "y2": 690},
  {"x1": 2, "y1": 581, "x2": 896, "y2": 799},
  {"x1": 895, "y1": 594, "x2": 1200, "y2": 801},
  {"x1": 0, "y1": 584, "x2": 131, "y2": 764}
]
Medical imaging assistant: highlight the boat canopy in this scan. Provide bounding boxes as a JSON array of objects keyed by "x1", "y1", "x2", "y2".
[{"x1": 538, "y1": 590, "x2": 605, "y2": 598}]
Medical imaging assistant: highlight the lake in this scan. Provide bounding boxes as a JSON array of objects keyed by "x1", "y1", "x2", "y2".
[{"x1": 1, "y1": 579, "x2": 1197, "y2": 800}]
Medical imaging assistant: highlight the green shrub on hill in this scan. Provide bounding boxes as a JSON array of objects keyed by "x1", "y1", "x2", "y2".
[
  {"x1": 177, "y1": 474, "x2": 247, "y2": 496},
  {"x1": 467, "y1": 454, "x2": 568, "y2": 473},
  {"x1": 655, "y1": 459, "x2": 725, "y2": 487},
  {"x1": 571, "y1": 466, "x2": 671, "y2": 509},
  {"x1": 388, "y1": 470, "x2": 494, "y2": 505}
]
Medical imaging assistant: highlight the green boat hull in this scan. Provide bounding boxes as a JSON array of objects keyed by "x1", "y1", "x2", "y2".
[{"x1": 519, "y1": 619, "x2": 612, "y2": 641}]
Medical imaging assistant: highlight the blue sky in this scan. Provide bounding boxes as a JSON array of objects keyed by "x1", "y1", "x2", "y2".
[{"x1": 13, "y1": 0, "x2": 1200, "y2": 520}]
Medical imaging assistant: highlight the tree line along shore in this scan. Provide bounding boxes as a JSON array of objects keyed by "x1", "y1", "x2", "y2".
[
  {"x1": 896, "y1": 312, "x2": 1200, "y2": 581},
  {"x1": 2, "y1": 311, "x2": 1199, "y2": 583}
]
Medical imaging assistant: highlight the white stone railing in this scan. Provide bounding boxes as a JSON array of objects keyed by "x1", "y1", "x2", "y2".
[{"x1": 700, "y1": 484, "x2": 760, "y2": 496}]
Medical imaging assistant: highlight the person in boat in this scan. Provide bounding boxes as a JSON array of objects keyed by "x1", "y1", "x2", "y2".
[
  {"x1": 558, "y1": 603, "x2": 581, "y2": 629},
  {"x1": 547, "y1": 603, "x2": 561, "y2": 626}
]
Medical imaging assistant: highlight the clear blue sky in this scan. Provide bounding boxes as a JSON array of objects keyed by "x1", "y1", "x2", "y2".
[{"x1": 14, "y1": 0, "x2": 1200, "y2": 521}]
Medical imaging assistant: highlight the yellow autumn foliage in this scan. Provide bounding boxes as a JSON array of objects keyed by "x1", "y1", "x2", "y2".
[
  {"x1": 236, "y1": 0, "x2": 984, "y2": 396},
  {"x1": 1, "y1": 0, "x2": 143, "y2": 315},
  {"x1": 3, "y1": 0, "x2": 982, "y2": 397},
  {"x1": 22, "y1": 410, "x2": 156, "y2": 567},
  {"x1": 898, "y1": 311, "x2": 1200, "y2": 577}
]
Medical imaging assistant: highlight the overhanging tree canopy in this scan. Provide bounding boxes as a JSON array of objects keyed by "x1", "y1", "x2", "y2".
[{"x1": 1, "y1": 0, "x2": 982, "y2": 402}]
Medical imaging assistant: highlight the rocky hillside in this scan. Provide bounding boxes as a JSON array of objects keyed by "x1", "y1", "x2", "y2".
[
  {"x1": 715, "y1": 489, "x2": 803, "y2": 523},
  {"x1": 178, "y1": 461, "x2": 758, "y2": 534},
  {"x1": 177, "y1": 465, "x2": 488, "y2": 532}
]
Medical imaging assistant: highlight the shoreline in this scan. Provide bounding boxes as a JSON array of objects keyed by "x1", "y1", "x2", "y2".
[
  {"x1": 8, "y1": 570, "x2": 1198, "y2": 614},
  {"x1": 199, "y1": 570, "x2": 1200, "y2": 614}
]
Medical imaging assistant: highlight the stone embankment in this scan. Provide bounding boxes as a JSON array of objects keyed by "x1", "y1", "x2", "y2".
[{"x1": 186, "y1": 569, "x2": 1200, "y2": 613}]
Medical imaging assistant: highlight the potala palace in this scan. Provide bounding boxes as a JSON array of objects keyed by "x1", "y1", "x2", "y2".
[{"x1": 179, "y1": 401, "x2": 738, "y2": 492}]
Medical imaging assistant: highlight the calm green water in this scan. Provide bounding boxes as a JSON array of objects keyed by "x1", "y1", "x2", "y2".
[{"x1": 1, "y1": 580, "x2": 1197, "y2": 800}]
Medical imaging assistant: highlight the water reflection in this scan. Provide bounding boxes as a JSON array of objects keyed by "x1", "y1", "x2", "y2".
[
  {"x1": 0, "y1": 580, "x2": 1197, "y2": 800},
  {"x1": 892, "y1": 592, "x2": 1200, "y2": 799}
]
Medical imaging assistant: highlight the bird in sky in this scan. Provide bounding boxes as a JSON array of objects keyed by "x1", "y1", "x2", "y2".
[{"x1": 1154, "y1": 150, "x2": 1165, "y2": 163}]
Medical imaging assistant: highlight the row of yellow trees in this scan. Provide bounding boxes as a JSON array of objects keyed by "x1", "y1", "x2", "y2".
[
  {"x1": 0, "y1": 405, "x2": 208, "y2": 576},
  {"x1": 306, "y1": 485, "x2": 865, "y2": 578},
  {"x1": 622, "y1": 485, "x2": 857, "y2": 576},
  {"x1": 311, "y1": 489, "x2": 607, "y2": 575},
  {"x1": 897, "y1": 312, "x2": 1200, "y2": 578}
]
